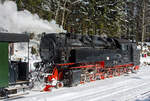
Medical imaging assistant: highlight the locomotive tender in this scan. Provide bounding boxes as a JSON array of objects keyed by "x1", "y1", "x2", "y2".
[{"x1": 39, "y1": 33, "x2": 140, "y2": 90}]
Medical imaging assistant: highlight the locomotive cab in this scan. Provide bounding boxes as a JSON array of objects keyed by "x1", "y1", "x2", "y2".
[
  {"x1": 120, "y1": 42, "x2": 132, "y2": 63},
  {"x1": 117, "y1": 39, "x2": 140, "y2": 66}
]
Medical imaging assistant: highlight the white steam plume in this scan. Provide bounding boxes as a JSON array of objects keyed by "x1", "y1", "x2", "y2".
[{"x1": 0, "y1": 1, "x2": 64, "y2": 33}]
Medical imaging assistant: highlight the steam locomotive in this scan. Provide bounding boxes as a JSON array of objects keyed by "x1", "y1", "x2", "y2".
[
  {"x1": 0, "y1": 32, "x2": 140, "y2": 98},
  {"x1": 38, "y1": 33, "x2": 140, "y2": 91}
]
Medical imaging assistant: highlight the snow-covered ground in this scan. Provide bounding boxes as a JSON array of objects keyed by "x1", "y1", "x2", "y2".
[{"x1": 4, "y1": 57, "x2": 150, "y2": 101}]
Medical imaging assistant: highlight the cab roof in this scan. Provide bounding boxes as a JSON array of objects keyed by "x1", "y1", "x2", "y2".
[{"x1": 0, "y1": 33, "x2": 29, "y2": 43}]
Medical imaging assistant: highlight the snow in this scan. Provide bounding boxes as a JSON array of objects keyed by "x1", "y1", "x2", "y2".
[
  {"x1": 141, "y1": 56, "x2": 150, "y2": 65},
  {"x1": 11, "y1": 41, "x2": 41, "y2": 72},
  {"x1": 3, "y1": 56, "x2": 150, "y2": 101}
]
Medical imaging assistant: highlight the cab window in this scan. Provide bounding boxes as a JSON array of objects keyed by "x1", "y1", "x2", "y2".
[{"x1": 121, "y1": 44, "x2": 128, "y2": 51}]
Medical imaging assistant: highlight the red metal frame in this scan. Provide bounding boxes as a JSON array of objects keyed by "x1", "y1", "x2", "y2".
[
  {"x1": 112, "y1": 64, "x2": 134, "y2": 68},
  {"x1": 57, "y1": 63, "x2": 75, "y2": 66},
  {"x1": 134, "y1": 65, "x2": 139, "y2": 70},
  {"x1": 43, "y1": 61, "x2": 139, "y2": 91}
]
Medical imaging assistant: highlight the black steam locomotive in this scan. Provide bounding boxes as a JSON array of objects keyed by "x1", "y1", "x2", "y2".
[{"x1": 38, "y1": 33, "x2": 140, "y2": 90}]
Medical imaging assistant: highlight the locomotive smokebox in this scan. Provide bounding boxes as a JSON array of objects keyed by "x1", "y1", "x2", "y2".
[{"x1": 40, "y1": 34, "x2": 57, "y2": 63}]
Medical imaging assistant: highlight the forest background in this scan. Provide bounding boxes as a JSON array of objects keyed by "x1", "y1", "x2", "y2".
[{"x1": 1, "y1": 0, "x2": 150, "y2": 42}]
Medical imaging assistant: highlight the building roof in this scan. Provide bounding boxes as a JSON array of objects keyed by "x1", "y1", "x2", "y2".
[{"x1": 0, "y1": 33, "x2": 29, "y2": 43}]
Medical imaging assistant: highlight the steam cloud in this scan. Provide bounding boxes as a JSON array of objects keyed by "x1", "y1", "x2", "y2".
[{"x1": 0, "y1": 1, "x2": 64, "y2": 33}]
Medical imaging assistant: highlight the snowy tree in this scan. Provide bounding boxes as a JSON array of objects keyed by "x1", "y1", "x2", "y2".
[{"x1": 12, "y1": 0, "x2": 129, "y2": 37}]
